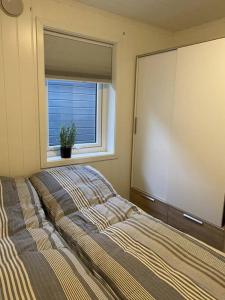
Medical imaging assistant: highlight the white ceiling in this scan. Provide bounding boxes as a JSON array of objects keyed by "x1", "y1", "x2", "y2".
[{"x1": 75, "y1": 0, "x2": 225, "y2": 31}]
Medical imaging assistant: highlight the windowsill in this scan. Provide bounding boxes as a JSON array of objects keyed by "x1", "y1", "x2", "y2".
[{"x1": 43, "y1": 151, "x2": 117, "y2": 168}]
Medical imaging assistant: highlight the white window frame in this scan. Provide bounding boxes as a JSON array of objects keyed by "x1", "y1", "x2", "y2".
[
  {"x1": 47, "y1": 80, "x2": 108, "y2": 158},
  {"x1": 36, "y1": 19, "x2": 117, "y2": 168}
]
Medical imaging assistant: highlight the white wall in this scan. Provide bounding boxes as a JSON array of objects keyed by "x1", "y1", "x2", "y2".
[{"x1": 0, "y1": 0, "x2": 173, "y2": 197}]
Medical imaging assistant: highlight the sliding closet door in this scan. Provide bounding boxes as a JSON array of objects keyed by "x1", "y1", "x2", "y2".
[
  {"x1": 132, "y1": 51, "x2": 177, "y2": 201},
  {"x1": 168, "y1": 39, "x2": 225, "y2": 226}
]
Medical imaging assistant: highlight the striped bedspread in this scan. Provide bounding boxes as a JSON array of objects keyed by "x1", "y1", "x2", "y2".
[
  {"x1": 0, "y1": 177, "x2": 115, "y2": 300},
  {"x1": 31, "y1": 165, "x2": 225, "y2": 300}
]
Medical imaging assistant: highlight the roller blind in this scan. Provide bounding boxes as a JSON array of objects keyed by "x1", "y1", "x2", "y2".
[{"x1": 44, "y1": 31, "x2": 112, "y2": 82}]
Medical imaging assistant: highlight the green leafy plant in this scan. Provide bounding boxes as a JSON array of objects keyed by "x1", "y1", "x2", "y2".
[{"x1": 59, "y1": 123, "x2": 77, "y2": 147}]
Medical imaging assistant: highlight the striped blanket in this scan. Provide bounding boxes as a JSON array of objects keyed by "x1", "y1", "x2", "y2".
[
  {"x1": 0, "y1": 177, "x2": 115, "y2": 300},
  {"x1": 31, "y1": 165, "x2": 225, "y2": 300}
]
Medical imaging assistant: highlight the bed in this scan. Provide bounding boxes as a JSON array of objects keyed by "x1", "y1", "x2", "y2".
[
  {"x1": 31, "y1": 165, "x2": 225, "y2": 300},
  {"x1": 0, "y1": 176, "x2": 116, "y2": 300}
]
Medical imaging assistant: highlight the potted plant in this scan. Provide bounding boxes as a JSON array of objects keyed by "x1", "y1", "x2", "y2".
[{"x1": 59, "y1": 123, "x2": 76, "y2": 158}]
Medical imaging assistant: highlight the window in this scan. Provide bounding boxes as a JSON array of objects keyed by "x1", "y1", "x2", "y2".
[
  {"x1": 47, "y1": 79, "x2": 109, "y2": 157},
  {"x1": 37, "y1": 24, "x2": 116, "y2": 167},
  {"x1": 48, "y1": 80, "x2": 98, "y2": 147}
]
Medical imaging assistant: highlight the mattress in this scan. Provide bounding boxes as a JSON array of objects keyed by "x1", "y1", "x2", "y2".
[
  {"x1": 0, "y1": 176, "x2": 115, "y2": 300},
  {"x1": 31, "y1": 165, "x2": 225, "y2": 300}
]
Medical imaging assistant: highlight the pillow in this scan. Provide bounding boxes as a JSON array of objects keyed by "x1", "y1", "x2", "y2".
[
  {"x1": 0, "y1": 176, "x2": 47, "y2": 236},
  {"x1": 30, "y1": 165, "x2": 117, "y2": 222}
]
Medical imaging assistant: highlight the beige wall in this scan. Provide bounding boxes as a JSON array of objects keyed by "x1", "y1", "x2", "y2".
[
  {"x1": 2, "y1": 0, "x2": 224, "y2": 198},
  {"x1": 0, "y1": 0, "x2": 173, "y2": 197},
  {"x1": 174, "y1": 17, "x2": 225, "y2": 46}
]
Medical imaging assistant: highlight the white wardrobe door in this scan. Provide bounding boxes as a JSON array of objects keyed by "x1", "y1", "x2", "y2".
[
  {"x1": 132, "y1": 51, "x2": 177, "y2": 201},
  {"x1": 168, "y1": 39, "x2": 225, "y2": 226}
]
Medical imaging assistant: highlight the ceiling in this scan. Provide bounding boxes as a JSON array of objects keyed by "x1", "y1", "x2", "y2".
[{"x1": 75, "y1": 0, "x2": 225, "y2": 31}]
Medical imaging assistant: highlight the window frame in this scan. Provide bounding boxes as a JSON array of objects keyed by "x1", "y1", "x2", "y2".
[
  {"x1": 36, "y1": 19, "x2": 117, "y2": 168},
  {"x1": 46, "y1": 79, "x2": 108, "y2": 158}
]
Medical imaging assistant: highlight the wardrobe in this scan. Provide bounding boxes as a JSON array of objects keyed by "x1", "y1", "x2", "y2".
[{"x1": 131, "y1": 38, "x2": 225, "y2": 250}]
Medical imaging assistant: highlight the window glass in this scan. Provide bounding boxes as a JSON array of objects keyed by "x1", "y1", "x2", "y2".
[{"x1": 47, "y1": 79, "x2": 97, "y2": 147}]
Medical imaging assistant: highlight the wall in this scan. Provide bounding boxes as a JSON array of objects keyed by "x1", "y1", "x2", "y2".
[
  {"x1": 174, "y1": 17, "x2": 225, "y2": 46},
  {"x1": 0, "y1": 0, "x2": 173, "y2": 197}
]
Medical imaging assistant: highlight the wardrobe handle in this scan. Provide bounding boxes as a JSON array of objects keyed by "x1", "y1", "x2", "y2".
[
  {"x1": 183, "y1": 214, "x2": 203, "y2": 225},
  {"x1": 134, "y1": 117, "x2": 138, "y2": 134},
  {"x1": 145, "y1": 195, "x2": 155, "y2": 202}
]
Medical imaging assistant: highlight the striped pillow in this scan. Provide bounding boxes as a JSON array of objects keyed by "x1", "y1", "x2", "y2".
[
  {"x1": 0, "y1": 176, "x2": 48, "y2": 237},
  {"x1": 30, "y1": 165, "x2": 117, "y2": 222}
]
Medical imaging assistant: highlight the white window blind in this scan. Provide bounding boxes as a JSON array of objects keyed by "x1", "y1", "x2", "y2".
[{"x1": 44, "y1": 30, "x2": 113, "y2": 82}]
